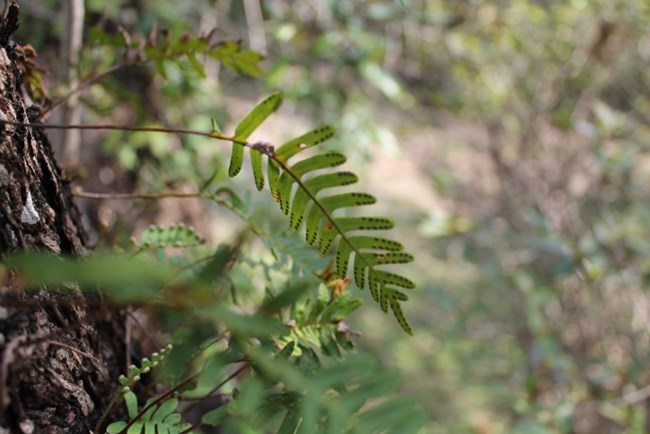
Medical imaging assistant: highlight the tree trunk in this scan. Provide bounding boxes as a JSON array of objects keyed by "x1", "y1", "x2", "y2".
[{"x1": 0, "y1": 3, "x2": 124, "y2": 432}]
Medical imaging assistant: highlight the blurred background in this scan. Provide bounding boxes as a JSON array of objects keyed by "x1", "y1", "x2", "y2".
[{"x1": 15, "y1": 0, "x2": 650, "y2": 432}]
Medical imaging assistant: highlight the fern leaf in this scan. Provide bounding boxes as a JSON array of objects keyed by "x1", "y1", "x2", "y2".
[
  {"x1": 229, "y1": 92, "x2": 283, "y2": 177},
  {"x1": 268, "y1": 159, "x2": 282, "y2": 202},
  {"x1": 107, "y1": 392, "x2": 193, "y2": 434},
  {"x1": 278, "y1": 153, "x2": 347, "y2": 214},
  {"x1": 384, "y1": 287, "x2": 412, "y2": 336},
  {"x1": 305, "y1": 193, "x2": 376, "y2": 248},
  {"x1": 250, "y1": 150, "x2": 265, "y2": 190},
  {"x1": 370, "y1": 270, "x2": 416, "y2": 290},
  {"x1": 290, "y1": 172, "x2": 358, "y2": 230},
  {"x1": 275, "y1": 125, "x2": 337, "y2": 161},
  {"x1": 225, "y1": 93, "x2": 417, "y2": 334},
  {"x1": 136, "y1": 223, "x2": 205, "y2": 249}
]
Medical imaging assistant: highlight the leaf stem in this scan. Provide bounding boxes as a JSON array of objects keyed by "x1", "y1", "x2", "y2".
[
  {"x1": 73, "y1": 190, "x2": 209, "y2": 200},
  {"x1": 0, "y1": 119, "x2": 251, "y2": 148}
]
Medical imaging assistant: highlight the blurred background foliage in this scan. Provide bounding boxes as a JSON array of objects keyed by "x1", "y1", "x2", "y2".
[{"x1": 15, "y1": 0, "x2": 650, "y2": 432}]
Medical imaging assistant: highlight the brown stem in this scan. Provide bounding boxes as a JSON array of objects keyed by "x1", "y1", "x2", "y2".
[
  {"x1": 0, "y1": 119, "x2": 250, "y2": 148},
  {"x1": 73, "y1": 190, "x2": 207, "y2": 200}
]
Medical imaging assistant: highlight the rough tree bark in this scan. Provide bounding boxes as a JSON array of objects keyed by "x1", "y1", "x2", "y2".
[{"x1": 0, "y1": 3, "x2": 124, "y2": 433}]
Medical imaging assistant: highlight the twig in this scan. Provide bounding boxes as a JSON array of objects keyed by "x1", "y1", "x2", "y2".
[
  {"x1": 0, "y1": 119, "x2": 252, "y2": 149},
  {"x1": 45, "y1": 340, "x2": 100, "y2": 364},
  {"x1": 59, "y1": 0, "x2": 84, "y2": 164}
]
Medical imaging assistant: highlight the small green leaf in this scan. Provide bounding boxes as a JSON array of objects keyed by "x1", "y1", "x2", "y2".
[
  {"x1": 228, "y1": 143, "x2": 245, "y2": 177},
  {"x1": 250, "y1": 149, "x2": 265, "y2": 190},
  {"x1": 354, "y1": 254, "x2": 369, "y2": 293},
  {"x1": 275, "y1": 341, "x2": 296, "y2": 360},
  {"x1": 127, "y1": 421, "x2": 144, "y2": 434},
  {"x1": 390, "y1": 297, "x2": 413, "y2": 335},
  {"x1": 229, "y1": 92, "x2": 283, "y2": 177},
  {"x1": 346, "y1": 236, "x2": 404, "y2": 251},
  {"x1": 278, "y1": 153, "x2": 347, "y2": 214},
  {"x1": 124, "y1": 391, "x2": 138, "y2": 419},
  {"x1": 268, "y1": 159, "x2": 282, "y2": 202},
  {"x1": 305, "y1": 194, "x2": 376, "y2": 249},
  {"x1": 151, "y1": 398, "x2": 179, "y2": 421},
  {"x1": 320, "y1": 293, "x2": 363, "y2": 323},
  {"x1": 336, "y1": 243, "x2": 354, "y2": 277},
  {"x1": 289, "y1": 172, "x2": 358, "y2": 230},
  {"x1": 277, "y1": 408, "x2": 301, "y2": 434},
  {"x1": 275, "y1": 125, "x2": 337, "y2": 161},
  {"x1": 372, "y1": 269, "x2": 416, "y2": 289},
  {"x1": 234, "y1": 92, "x2": 283, "y2": 141},
  {"x1": 289, "y1": 152, "x2": 347, "y2": 176},
  {"x1": 106, "y1": 422, "x2": 127, "y2": 433}
]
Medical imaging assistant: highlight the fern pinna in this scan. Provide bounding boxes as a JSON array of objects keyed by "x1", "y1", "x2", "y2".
[{"x1": 221, "y1": 92, "x2": 416, "y2": 334}]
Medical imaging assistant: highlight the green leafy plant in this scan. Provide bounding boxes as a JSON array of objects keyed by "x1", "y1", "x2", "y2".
[
  {"x1": 106, "y1": 391, "x2": 192, "y2": 434},
  {"x1": 99, "y1": 345, "x2": 176, "y2": 433},
  {"x1": 3, "y1": 87, "x2": 422, "y2": 430},
  {"x1": 3, "y1": 91, "x2": 416, "y2": 334},
  {"x1": 219, "y1": 92, "x2": 416, "y2": 334},
  {"x1": 3, "y1": 13, "x2": 424, "y2": 430},
  {"x1": 134, "y1": 223, "x2": 205, "y2": 249},
  {"x1": 86, "y1": 25, "x2": 265, "y2": 80}
]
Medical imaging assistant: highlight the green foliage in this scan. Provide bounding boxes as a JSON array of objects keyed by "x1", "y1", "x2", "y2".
[
  {"x1": 7, "y1": 244, "x2": 424, "y2": 433},
  {"x1": 223, "y1": 93, "x2": 416, "y2": 334},
  {"x1": 87, "y1": 25, "x2": 264, "y2": 79},
  {"x1": 134, "y1": 223, "x2": 205, "y2": 249},
  {"x1": 9, "y1": 5, "x2": 430, "y2": 432},
  {"x1": 5, "y1": 253, "x2": 172, "y2": 301},
  {"x1": 106, "y1": 391, "x2": 193, "y2": 434}
]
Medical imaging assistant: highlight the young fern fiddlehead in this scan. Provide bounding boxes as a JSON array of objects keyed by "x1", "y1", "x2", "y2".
[{"x1": 224, "y1": 92, "x2": 416, "y2": 335}]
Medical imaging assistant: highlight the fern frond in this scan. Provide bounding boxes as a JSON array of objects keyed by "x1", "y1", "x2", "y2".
[
  {"x1": 225, "y1": 93, "x2": 416, "y2": 334},
  {"x1": 106, "y1": 391, "x2": 193, "y2": 434}
]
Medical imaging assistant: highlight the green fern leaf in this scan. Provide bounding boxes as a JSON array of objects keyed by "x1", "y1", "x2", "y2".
[
  {"x1": 305, "y1": 193, "x2": 377, "y2": 248},
  {"x1": 336, "y1": 236, "x2": 405, "y2": 277},
  {"x1": 289, "y1": 172, "x2": 358, "y2": 230},
  {"x1": 135, "y1": 223, "x2": 205, "y2": 249},
  {"x1": 277, "y1": 408, "x2": 301, "y2": 434},
  {"x1": 224, "y1": 93, "x2": 417, "y2": 334},
  {"x1": 268, "y1": 158, "x2": 282, "y2": 202},
  {"x1": 251, "y1": 150, "x2": 265, "y2": 190},
  {"x1": 275, "y1": 125, "x2": 337, "y2": 161},
  {"x1": 278, "y1": 153, "x2": 347, "y2": 214},
  {"x1": 229, "y1": 92, "x2": 283, "y2": 177},
  {"x1": 107, "y1": 393, "x2": 193, "y2": 434}
]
